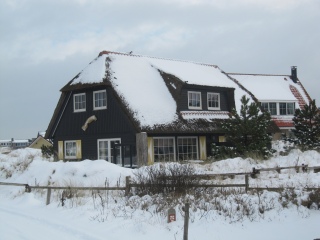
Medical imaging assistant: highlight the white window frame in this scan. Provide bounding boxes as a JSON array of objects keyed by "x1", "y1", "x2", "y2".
[
  {"x1": 260, "y1": 101, "x2": 296, "y2": 116},
  {"x1": 64, "y1": 140, "x2": 77, "y2": 159},
  {"x1": 73, "y1": 93, "x2": 86, "y2": 112},
  {"x1": 153, "y1": 137, "x2": 176, "y2": 162},
  {"x1": 177, "y1": 136, "x2": 198, "y2": 161},
  {"x1": 97, "y1": 138, "x2": 121, "y2": 163},
  {"x1": 207, "y1": 92, "x2": 220, "y2": 110},
  {"x1": 93, "y1": 90, "x2": 107, "y2": 110},
  {"x1": 279, "y1": 102, "x2": 295, "y2": 115},
  {"x1": 188, "y1": 91, "x2": 202, "y2": 110}
]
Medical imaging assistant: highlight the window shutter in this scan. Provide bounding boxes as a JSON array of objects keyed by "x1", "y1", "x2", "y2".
[
  {"x1": 58, "y1": 141, "x2": 64, "y2": 160},
  {"x1": 219, "y1": 136, "x2": 226, "y2": 142},
  {"x1": 76, "y1": 140, "x2": 82, "y2": 159},
  {"x1": 147, "y1": 137, "x2": 154, "y2": 165},
  {"x1": 199, "y1": 136, "x2": 207, "y2": 160}
]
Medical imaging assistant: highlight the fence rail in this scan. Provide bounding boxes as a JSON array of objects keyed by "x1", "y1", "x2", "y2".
[{"x1": 1, "y1": 164, "x2": 320, "y2": 205}]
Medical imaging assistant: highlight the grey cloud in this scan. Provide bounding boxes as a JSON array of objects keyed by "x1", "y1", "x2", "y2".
[{"x1": 0, "y1": 0, "x2": 319, "y2": 139}]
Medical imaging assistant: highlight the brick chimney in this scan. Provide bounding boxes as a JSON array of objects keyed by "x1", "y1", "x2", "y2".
[{"x1": 291, "y1": 66, "x2": 297, "y2": 83}]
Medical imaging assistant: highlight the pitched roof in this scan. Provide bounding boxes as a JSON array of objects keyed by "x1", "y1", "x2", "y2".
[
  {"x1": 60, "y1": 51, "x2": 252, "y2": 129},
  {"x1": 227, "y1": 73, "x2": 311, "y2": 105},
  {"x1": 228, "y1": 73, "x2": 312, "y2": 129}
]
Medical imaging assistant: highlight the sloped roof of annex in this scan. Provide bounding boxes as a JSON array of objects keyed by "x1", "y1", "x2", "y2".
[{"x1": 227, "y1": 72, "x2": 312, "y2": 128}]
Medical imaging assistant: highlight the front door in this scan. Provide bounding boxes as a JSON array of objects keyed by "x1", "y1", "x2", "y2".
[{"x1": 97, "y1": 138, "x2": 121, "y2": 163}]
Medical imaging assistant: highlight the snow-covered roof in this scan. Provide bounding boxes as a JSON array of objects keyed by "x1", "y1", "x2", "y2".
[
  {"x1": 68, "y1": 51, "x2": 251, "y2": 127},
  {"x1": 228, "y1": 73, "x2": 310, "y2": 107}
]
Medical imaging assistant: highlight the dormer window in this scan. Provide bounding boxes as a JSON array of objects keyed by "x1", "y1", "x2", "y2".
[
  {"x1": 261, "y1": 102, "x2": 277, "y2": 115},
  {"x1": 280, "y1": 102, "x2": 295, "y2": 115},
  {"x1": 207, "y1": 93, "x2": 220, "y2": 110},
  {"x1": 93, "y1": 90, "x2": 107, "y2": 110},
  {"x1": 260, "y1": 102, "x2": 295, "y2": 115},
  {"x1": 74, "y1": 93, "x2": 86, "y2": 112},
  {"x1": 188, "y1": 91, "x2": 202, "y2": 109}
]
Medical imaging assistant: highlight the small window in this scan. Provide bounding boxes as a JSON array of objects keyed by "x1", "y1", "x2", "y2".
[
  {"x1": 65, "y1": 141, "x2": 77, "y2": 159},
  {"x1": 207, "y1": 93, "x2": 220, "y2": 110},
  {"x1": 177, "y1": 137, "x2": 198, "y2": 161},
  {"x1": 261, "y1": 102, "x2": 277, "y2": 115},
  {"x1": 280, "y1": 102, "x2": 295, "y2": 115},
  {"x1": 93, "y1": 90, "x2": 107, "y2": 110},
  {"x1": 74, "y1": 93, "x2": 86, "y2": 112},
  {"x1": 153, "y1": 137, "x2": 175, "y2": 162},
  {"x1": 188, "y1": 91, "x2": 202, "y2": 109}
]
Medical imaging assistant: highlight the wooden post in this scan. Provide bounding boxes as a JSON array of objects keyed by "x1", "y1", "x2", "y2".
[
  {"x1": 46, "y1": 187, "x2": 52, "y2": 205},
  {"x1": 125, "y1": 176, "x2": 131, "y2": 196},
  {"x1": 25, "y1": 184, "x2": 31, "y2": 193},
  {"x1": 136, "y1": 132, "x2": 148, "y2": 166},
  {"x1": 183, "y1": 202, "x2": 190, "y2": 240},
  {"x1": 245, "y1": 175, "x2": 249, "y2": 193}
]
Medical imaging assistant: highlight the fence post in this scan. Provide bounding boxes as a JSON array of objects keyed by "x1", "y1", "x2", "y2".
[
  {"x1": 245, "y1": 175, "x2": 249, "y2": 193},
  {"x1": 46, "y1": 187, "x2": 52, "y2": 205},
  {"x1": 183, "y1": 202, "x2": 190, "y2": 240},
  {"x1": 25, "y1": 184, "x2": 31, "y2": 193},
  {"x1": 125, "y1": 176, "x2": 131, "y2": 196}
]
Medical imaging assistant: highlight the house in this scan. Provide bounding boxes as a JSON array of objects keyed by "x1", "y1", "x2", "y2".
[
  {"x1": 228, "y1": 66, "x2": 312, "y2": 139},
  {"x1": 45, "y1": 51, "x2": 254, "y2": 166},
  {"x1": 29, "y1": 135, "x2": 53, "y2": 149},
  {"x1": 0, "y1": 138, "x2": 31, "y2": 150}
]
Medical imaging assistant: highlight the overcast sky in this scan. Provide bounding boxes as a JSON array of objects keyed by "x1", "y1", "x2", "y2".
[{"x1": 0, "y1": 0, "x2": 319, "y2": 140}]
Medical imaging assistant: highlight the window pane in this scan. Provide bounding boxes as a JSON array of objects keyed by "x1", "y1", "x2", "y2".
[
  {"x1": 65, "y1": 141, "x2": 76, "y2": 158},
  {"x1": 74, "y1": 94, "x2": 86, "y2": 111},
  {"x1": 287, "y1": 103, "x2": 295, "y2": 115},
  {"x1": 153, "y1": 137, "x2": 175, "y2": 162},
  {"x1": 177, "y1": 137, "x2": 198, "y2": 161},
  {"x1": 208, "y1": 93, "x2": 219, "y2": 109},
  {"x1": 261, "y1": 103, "x2": 268, "y2": 111},
  {"x1": 269, "y1": 103, "x2": 277, "y2": 115},
  {"x1": 279, "y1": 103, "x2": 286, "y2": 115},
  {"x1": 188, "y1": 92, "x2": 201, "y2": 108},
  {"x1": 94, "y1": 91, "x2": 106, "y2": 109}
]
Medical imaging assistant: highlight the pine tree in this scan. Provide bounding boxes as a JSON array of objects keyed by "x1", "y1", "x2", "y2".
[
  {"x1": 292, "y1": 100, "x2": 320, "y2": 150},
  {"x1": 221, "y1": 95, "x2": 272, "y2": 158}
]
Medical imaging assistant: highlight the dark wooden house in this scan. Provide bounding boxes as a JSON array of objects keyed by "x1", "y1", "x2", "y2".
[{"x1": 45, "y1": 51, "x2": 253, "y2": 166}]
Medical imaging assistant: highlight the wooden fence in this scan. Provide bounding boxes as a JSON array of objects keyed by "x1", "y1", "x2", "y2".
[{"x1": 1, "y1": 164, "x2": 319, "y2": 205}]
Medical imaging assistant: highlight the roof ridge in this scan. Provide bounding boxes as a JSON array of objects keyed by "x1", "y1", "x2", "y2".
[
  {"x1": 227, "y1": 73, "x2": 289, "y2": 77},
  {"x1": 98, "y1": 50, "x2": 218, "y2": 68}
]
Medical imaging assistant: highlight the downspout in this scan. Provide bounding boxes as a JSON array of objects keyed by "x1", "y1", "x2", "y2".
[{"x1": 52, "y1": 91, "x2": 73, "y2": 137}]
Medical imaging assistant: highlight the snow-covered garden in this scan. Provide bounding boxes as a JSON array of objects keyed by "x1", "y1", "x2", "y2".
[{"x1": 0, "y1": 144, "x2": 319, "y2": 240}]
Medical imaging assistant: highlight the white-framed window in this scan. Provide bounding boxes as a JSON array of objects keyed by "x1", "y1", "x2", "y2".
[
  {"x1": 74, "y1": 93, "x2": 86, "y2": 112},
  {"x1": 93, "y1": 90, "x2": 107, "y2": 110},
  {"x1": 260, "y1": 102, "x2": 295, "y2": 115},
  {"x1": 188, "y1": 91, "x2": 202, "y2": 109},
  {"x1": 279, "y1": 102, "x2": 295, "y2": 115},
  {"x1": 97, "y1": 138, "x2": 121, "y2": 163},
  {"x1": 65, "y1": 141, "x2": 77, "y2": 159},
  {"x1": 177, "y1": 137, "x2": 198, "y2": 161},
  {"x1": 153, "y1": 137, "x2": 175, "y2": 162},
  {"x1": 207, "y1": 93, "x2": 220, "y2": 110},
  {"x1": 261, "y1": 102, "x2": 277, "y2": 115}
]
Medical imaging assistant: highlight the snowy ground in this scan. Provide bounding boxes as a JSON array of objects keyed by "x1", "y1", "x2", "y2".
[{"x1": 0, "y1": 145, "x2": 320, "y2": 240}]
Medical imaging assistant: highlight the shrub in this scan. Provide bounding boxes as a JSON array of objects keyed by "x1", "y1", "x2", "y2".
[
  {"x1": 132, "y1": 163, "x2": 200, "y2": 196},
  {"x1": 41, "y1": 145, "x2": 55, "y2": 158}
]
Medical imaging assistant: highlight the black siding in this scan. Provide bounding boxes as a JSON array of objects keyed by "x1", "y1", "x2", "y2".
[
  {"x1": 52, "y1": 86, "x2": 137, "y2": 160},
  {"x1": 178, "y1": 85, "x2": 235, "y2": 112}
]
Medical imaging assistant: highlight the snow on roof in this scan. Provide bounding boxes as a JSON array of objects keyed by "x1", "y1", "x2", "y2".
[
  {"x1": 71, "y1": 55, "x2": 106, "y2": 85},
  {"x1": 69, "y1": 51, "x2": 253, "y2": 126},
  {"x1": 228, "y1": 74, "x2": 309, "y2": 106},
  {"x1": 109, "y1": 54, "x2": 178, "y2": 126},
  {"x1": 181, "y1": 111, "x2": 230, "y2": 120}
]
